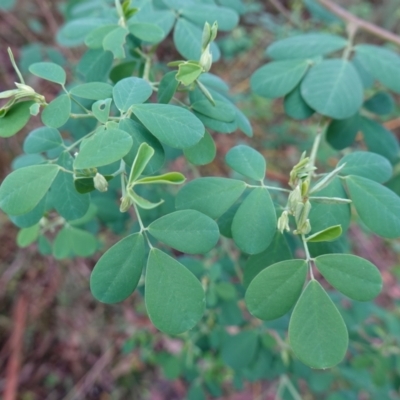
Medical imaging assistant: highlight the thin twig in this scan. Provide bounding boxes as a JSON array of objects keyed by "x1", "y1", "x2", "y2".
[
  {"x1": 317, "y1": 0, "x2": 400, "y2": 46},
  {"x1": 268, "y1": 0, "x2": 302, "y2": 28}
]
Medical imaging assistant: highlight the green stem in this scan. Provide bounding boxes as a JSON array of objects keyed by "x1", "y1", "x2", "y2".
[
  {"x1": 132, "y1": 202, "x2": 153, "y2": 248},
  {"x1": 302, "y1": 234, "x2": 314, "y2": 280}
]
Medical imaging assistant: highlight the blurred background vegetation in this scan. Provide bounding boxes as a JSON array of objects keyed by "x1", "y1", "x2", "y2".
[{"x1": 1, "y1": 0, "x2": 400, "y2": 399}]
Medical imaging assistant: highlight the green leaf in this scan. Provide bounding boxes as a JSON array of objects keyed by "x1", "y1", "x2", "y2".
[
  {"x1": 49, "y1": 154, "x2": 90, "y2": 220},
  {"x1": 113, "y1": 77, "x2": 153, "y2": 112},
  {"x1": 306, "y1": 225, "x2": 342, "y2": 242},
  {"x1": 145, "y1": 248, "x2": 205, "y2": 334},
  {"x1": 221, "y1": 331, "x2": 258, "y2": 370},
  {"x1": 360, "y1": 117, "x2": 399, "y2": 164},
  {"x1": 345, "y1": 175, "x2": 400, "y2": 238},
  {"x1": 355, "y1": 44, "x2": 400, "y2": 93},
  {"x1": 135, "y1": 172, "x2": 186, "y2": 185},
  {"x1": 352, "y1": 54, "x2": 374, "y2": 89},
  {"x1": 128, "y1": 188, "x2": 163, "y2": 210},
  {"x1": 148, "y1": 210, "x2": 219, "y2": 254},
  {"x1": 77, "y1": 49, "x2": 113, "y2": 82},
  {"x1": 180, "y1": 4, "x2": 239, "y2": 31},
  {"x1": 183, "y1": 130, "x2": 216, "y2": 165},
  {"x1": 103, "y1": 26, "x2": 129, "y2": 59},
  {"x1": 289, "y1": 280, "x2": 348, "y2": 369},
  {"x1": 23, "y1": 127, "x2": 63, "y2": 154},
  {"x1": 132, "y1": 103, "x2": 205, "y2": 149},
  {"x1": 158, "y1": 71, "x2": 179, "y2": 104},
  {"x1": 315, "y1": 254, "x2": 382, "y2": 301},
  {"x1": 176, "y1": 177, "x2": 246, "y2": 219},
  {"x1": 235, "y1": 107, "x2": 253, "y2": 137},
  {"x1": 109, "y1": 61, "x2": 137, "y2": 84},
  {"x1": 243, "y1": 232, "x2": 292, "y2": 288},
  {"x1": 53, "y1": 226, "x2": 97, "y2": 259},
  {"x1": 128, "y1": 22, "x2": 165, "y2": 43},
  {"x1": 128, "y1": 142, "x2": 155, "y2": 185},
  {"x1": 57, "y1": 18, "x2": 107, "y2": 47},
  {"x1": 364, "y1": 92, "x2": 394, "y2": 115},
  {"x1": 173, "y1": 18, "x2": 220, "y2": 61},
  {"x1": 246, "y1": 259, "x2": 307, "y2": 321},
  {"x1": 70, "y1": 82, "x2": 113, "y2": 100},
  {"x1": 194, "y1": 111, "x2": 237, "y2": 133},
  {"x1": 29, "y1": 62, "x2": 66, "y2": 85},
  {"x1": 284, "y1": 85, "x2": 314, "y2": 120},
  {"x1": 251, "y1": 59, "x2": 309, "y2": 99},
  {"x1": 0, "y1": 164, "x2": 59, "y2": 215},
  {"x1": 9, "y1": 196, "x2": 46, "y2": 228},
  {"x1": 176, "y1": 62, "x2": 203, "y2": 86},
  {"x1": 90, "y1": 233, "x2": 145, "y2": 303},
  {"x1": 92, "y1": 98, "x2": 112, "y2": 123},
  {"x1": 325, "y1": 114, "x2": 360, "y2": 150},
  {"x1": 74, "y1": 128, "x2": 133, "y2": 169},
  {"x1": 232, "y1": 188, "x2": 277, "y2": 254},
  {"x1": 119, "y1": 118, "x2": 165, "y2": 175},
  {"x1": 41, "y1": 94, "x2": 71, "y2": 128},
  {"x1": 0, "y1": 101, "x2": 33, "y2": 138},
  {"x1": 17, "y1": 224, "x2": 40, "y2": 247},
  {"x1": 301, "y1": 59, "x2": 363, "y2": 119},
  {"x1": 191, "y1": 100, "x2": 236, "y2": 122},
  {"x1": 225, "y1": 145, "x2": 266, "y2": 181},
  {"x1": 338, "y1": 151, "x2": 392, "y2": 183},
  {"x1": 309, "y1": 177, "x2": 351, "y2": 234},
  {"x1": 267, "y1": 33, "x2": 347, "y2": 60},
  {"x1": 85, "y1": 24, "x2": 119, "y2": 48}
]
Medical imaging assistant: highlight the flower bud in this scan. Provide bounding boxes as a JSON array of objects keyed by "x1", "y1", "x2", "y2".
[
  {"x1": 199, "y1": 45, "x2": 213, "y2": 72},
  {"x1": 93, "y1": 173, "x2": 108, "y2": 192},
  {"x1": 119, "y1": 195, "x2": 132, "y2": 212},
  {"x1": 277, "y1": 210, "x2": 290, "y2": 233}
]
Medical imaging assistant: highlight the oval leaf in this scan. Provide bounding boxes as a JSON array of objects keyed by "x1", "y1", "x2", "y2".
[
  {"x1": 90, "y1": 233, "x2": 145, "y2": 303},
  {"x1": 70, "y1": 82, "x2": 113, "y2": 100},
  {"x1": 232, "y1": 188, "x2": 277, "y2": 254},
  {"x1": 183, "y1": 130, "x2": 216, "y2": 165},
  {"x1": 0, "y1": 101, "x2": 33, "y2": 138},
  {"x1": 345, "y1": 175, "x2": 400, "y2": 238},
  {"x1": 176, "y1": 177, "x2": 246, "y2": 219},
  {"x1": 306, "y1": 225, "x2": 342, "y2": 242},
  {"x1": 113, "y1": 77, "x2": 153, "y2": 112},
  {"x1": 315, "y1": 254, "x2": 382, "y2": 301},
  {"x1": 325, "y1": 114, "x2": 360, "y2": 150},
  {"x1": 132, "y1": 103, "x2": 205, "y2": 149},
  {"x1": 284, "y1": 85, "x2": 314, "y2": 120},
  {"x1": 74, "y1": 128, "x2": 133, "y2": 169},
  {"x1": 145, "y1": 248, "x2": 205, "y2": 334},
  {"x1": 338, "y1": 151, "x2": 392, "y2": 183},
  {"x1": 301, "y1": 59, "x2": 363, "y2": 119},
  {"x1": 0, "y1": 164, "x2": 59, "y2": 215},
  {"x1": 245, "y1": 259, "x2": 307, "y2": 321},
  {"x1": 23, "y1": 127, "x2": 63, "y2": 154},
  {"x1": 289, "y1": 280, "x2": 348, "y2": 369},
  {"x1": 41, "y1": 94, "x2": 71, "y2": 128},
  {"x1": 225, "y1": 145, "x2": 266, "y2": 181},
  {"x1": 29, "y1": 62, "x2": 66, "y2": 85},
  {"x1": 148, "y1": 210, "x2": 219, "y2": 254}
]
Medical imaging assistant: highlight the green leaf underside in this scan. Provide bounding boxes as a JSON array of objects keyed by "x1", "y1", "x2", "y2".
[
  {"x1": 289, "y1": 280, "x2": 348, "y2": 369},
  {"x1": 267, "y1": 33, "x2": 347, "y2": 60},
  {"x1": 307, "y1": 225, "x2": 342, "y2": 242},
  {"x1": 176, "y1": 177, "x2": 246, "y2": 219},
  {"x1": 325, "y1": 114, "x2": 359, "y2": 150},
  {"x1": 301, "y1": 59, "x2": 363, "y2": 119},
  {"x1": 74, "y1": 128, "x2": 133, "y2": 169},
  {"x1": 251, "y1": 59, "x2": 308, "y2": 99},
  {"x1": 23, "y1": 127, "x2": 63, "y2": 154},
  {"x1": 345, "y1": 175, "x2": 400, "y2": 238},
  {"x1": 41, "y1": 94, "x2": 71, "y2": 128},
  {"x1": 315, "y1": 254, "x2": 382, "y2": 301},
  {"x1": 355, "y1": 44, "x2": 400, "y2": 93},
  {"x1": 29, "y1": 62, "x2": 66, "y2": 85},
  {"x1": 246, "y1": 259, "x2": 307, "y2": 321},
  {"x1": 132, "y1": 103, "x2": 205, "y2": 149},
  {"x1": 128, "y1": 142, "x2": 155, "y2": 184},
  {"x1": 176, "y1": 62, "x2": 202, "y2": 86},
  {"x1": 338, "y1": 151, "x2": 393, "y2": 183},
  {"x1": 113, "y1": 77, "x2": 153, "y2": 112},
  {"x1": 225, "y1": 145, "x2": 266, "y2": 181},
  {"x1": 360, "y1": 117, "x2": 399, "y2": 164},
  {"x1": 183, "y1": 131, "x2": 216, "y2": 165},
  {"x1": 0, "y1": 101, "x2": 34, "y2": 138},
  {"x1": 232, "y1": 188, "x2": 277, "y2": 254},
  {"x1": 0, "y1": 164, "x2": 59, "y2": 215},
  {"x1": 136, "y1": 172, "x2": 185, "y2": 185},
  {"x1": 145, "y1": 248, "x2": 205, "y2": 334},
  {"x1": 284, "y1": 85, "x2": 314, "y2": 120},
  {"x1": 90, "y1": 233, "x2": 145, "y2": 303},
  {"x1": 243, "y1": 232, "x2": 293, "y2": 288},
  {"x1": 70, "y1": 82, "x2": 113, "y2": 100},
  {"x1": 148, "y1": 210, "x2": 219, "y2": 254}
]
